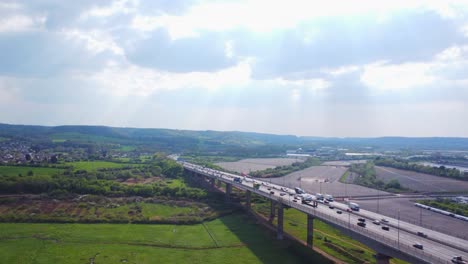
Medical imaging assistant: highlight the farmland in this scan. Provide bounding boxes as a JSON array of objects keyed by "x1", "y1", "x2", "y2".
[
  {"x1": 216, "y1": 158, "x2": 304, "y2": 173},
  {"x1": 0, "y1": 214, "x2": 328, "y2": 264},
  {"x1": 375, "y1": 166, "x2": 468, "y2": 193}
]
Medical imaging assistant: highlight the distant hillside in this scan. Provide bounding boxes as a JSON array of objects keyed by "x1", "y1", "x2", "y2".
[
  {"x1": 1, "y1": 123, "x2": 468, "y2": 152},
  {"x1": 0, "y1": 123, "x2": 301, "y2": 155},
  {"x1": 300, "y1": 136, "x2": 468, "y2": 151}
]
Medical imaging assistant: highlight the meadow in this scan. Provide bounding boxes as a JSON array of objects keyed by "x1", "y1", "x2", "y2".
[
  {"x1": 0, "y1": 214, "x2": 330, "y2": 264},
  {"x1": 0, "y1": 166, "x2": 63, "y2": 177},
  {"x1": 64, "y1": 161, "x2": 137, "y2": 171}
]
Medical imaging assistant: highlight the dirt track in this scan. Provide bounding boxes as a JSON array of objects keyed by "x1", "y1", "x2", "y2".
[{"x1": 268, "y1": 166, "x2": 390, "y2": 197}]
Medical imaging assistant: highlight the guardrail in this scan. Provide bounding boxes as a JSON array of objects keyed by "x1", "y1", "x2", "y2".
[{"x1": 184, "y1": 165, "x2": 456, "y2": 264}]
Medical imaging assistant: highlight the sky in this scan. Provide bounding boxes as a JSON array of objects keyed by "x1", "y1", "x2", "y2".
[{"x1": 1, "y1": 0, "x2": 468, "y2": 137}]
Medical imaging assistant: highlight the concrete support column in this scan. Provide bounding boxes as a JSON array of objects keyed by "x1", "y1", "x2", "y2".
[
  {"x1": 245, "y1": 190, "x2": 251, "y2": 210},
  {"x1": 225, "y1": 183, "x2": 232, "y2": 202},
  {"x1": 375, "y1": 253, "x2": 392, "y2": 264},
  {"x1": 307, "y1": 214, "x2": 314, "y2": 247},
  {"x1": 277, "y1": 203, "x2": 284, "y2": 240},
  {"x1": 216, "y1": 179, "x2": 221, "y2": 187},
  {"x1": 210, "y1": 178, "x2": 215, "y2": 187},
  {"x1": 269, "y1": 200, "x2": 276, "y2": 222}
]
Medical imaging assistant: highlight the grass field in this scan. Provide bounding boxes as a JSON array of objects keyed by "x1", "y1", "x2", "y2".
[
  {"x1": 0, "y1": 166, "x2": 63, "y2": 177},
  {"x1": 64, "y1": 161, "x2": 136, "y2": 171},
  {"x1": 0, "y1": 214, "x2": 330, "y2": 264}
]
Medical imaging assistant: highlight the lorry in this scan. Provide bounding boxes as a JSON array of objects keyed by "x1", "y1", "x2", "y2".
[{"x1": 349, "y1": 202, "x2": 360, "y2": 211}]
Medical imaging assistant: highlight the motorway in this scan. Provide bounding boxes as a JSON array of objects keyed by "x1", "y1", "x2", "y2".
[{"x1": 181, "y1": 162, "x2": 468, "y2": 264}]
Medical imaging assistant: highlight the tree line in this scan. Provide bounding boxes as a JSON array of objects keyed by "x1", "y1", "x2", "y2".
[
  {"x1": 0, "y1": 156, "x2": 208, "y2": 200},
  {"x1": 349, "y1": 161, "x2": 405, "y2": 191}
]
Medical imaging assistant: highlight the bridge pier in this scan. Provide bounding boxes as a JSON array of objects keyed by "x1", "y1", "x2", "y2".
[
  {"x1": 307, "y1": 214, "x2": 314, "y2": 247},
  {"x1": 209, "y1": 178, "x2": 215, "y2": 187},
  {"x1": 245, "y1": 190, "x2": 251, "y2": 210},
  {"x1": 216, "y1": 178, "x2": 221, "y2": 187},
  {"x1": 375, "y1": 253, "x2": 392, "y2": 264},
  {"x1": 225, "y1": 183, "x2": 232, "y2": 202},
  {"x1": 277, "y1": 203, "x2": 284, "y2": 240},
  {"x1": 269, "y1": 200, "x2": 276, "y2": 222}
]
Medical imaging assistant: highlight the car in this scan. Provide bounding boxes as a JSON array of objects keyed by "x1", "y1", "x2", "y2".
[
  {"x1": 357, "y1": 222, "x2": 366, "y2": 227},
  {"x1": 324, "y1": 200, "x2": 329, "y2": 204},
  {"x1": 336, "y1": 210, "x2": 342, "y2": 214},
  {"x1": 329, "y1": 205, "x2": 335, "y2": 209},
  {"x1": 267, "y1": 188, "x2": 271, "y2": 191},
  {"x1": 293, "y1": 199, "x2": 297, "y2": 202},
  {"x1": 270, "y1": 191, "x2": 275, "y2": 194},
  {"x1": 346, "y1": 208, "x2": 352, "y2": 212},
  {"x1": 372, "y1": 220, "x2": 381, "y2": 225},
  {"x1": 358, "y1": 218, "x2": 366, "y2": 222},
  {"x1": 280, "y1": 192, "x2": 286, "y2": 196},
  {"x1": 382, "y1": 226, "x2": 390, "y2": 231},
  {"x1": 413, "y1": 243, "x2": 423, "y2": 250},
  {"x1": 381, "y1": 218, "x2": 389, "y2": 223},
  {"x1": 417, "y1": 232, "x2": 428, "y2": 238},
  {"x1": 451, "y1": 256, "x2": 467, "y2": 264}
]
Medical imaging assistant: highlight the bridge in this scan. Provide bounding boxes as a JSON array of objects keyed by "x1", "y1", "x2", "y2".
[{"x1": 181, "y1": 161, "x2": 468, "y2": 264}]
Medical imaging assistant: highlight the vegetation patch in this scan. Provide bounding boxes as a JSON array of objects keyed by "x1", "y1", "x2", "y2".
[
  {"x1": 350, "y1": 161, "x2": 407, "y2": 192},
  {"x1": 250, "y1": 157, "x2": 321, "y2": 178},
  {"x1": 417, "y1": 198, "x2": 468, "y2": 217},
  {"x1": 0, "y1": 196, "x2": 230, "y2": 224}
]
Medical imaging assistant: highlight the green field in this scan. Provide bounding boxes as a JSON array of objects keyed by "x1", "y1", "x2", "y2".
[
  {"x1": 0, "y1": 214, "x2": 330, "y2": 264},
  {"x1": 64, "y1": 161, "x2": 135, "y2": 171},
  {"x1": 0, "y1": 166, "x2": 63, "y2": 177},
  {"x1": 50, "y1": 132, "x2": 127, "y2": 144}
]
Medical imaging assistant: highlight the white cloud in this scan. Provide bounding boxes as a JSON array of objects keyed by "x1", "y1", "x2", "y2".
[
  {"x1": 224, "y1": 40, "x2": 235, "y2": 59},
  {"x1": 90, "y1": 59, "x2": 253, "y2": 96},
  {"x1": 0, "y1": 14, "x2": 45, "y2": 32},
  {"x1": 274, "y1": 77, "x2": 330, "y2": 90},
  {"x1": 361, "y1": 61, "x2": 435, "y2": 90},
  {"x1": 81, "y1": 0, "x2": 137, "y2": 18},
  {"x1": 322, "y1": 65, "x2": 361, "y2": 76},
  {"x1": 130, "y1": 0, "x2": 468, "y2": 40},
  {"x1": 63, "y1": 29, "x2": 124, "y2": 55}
]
